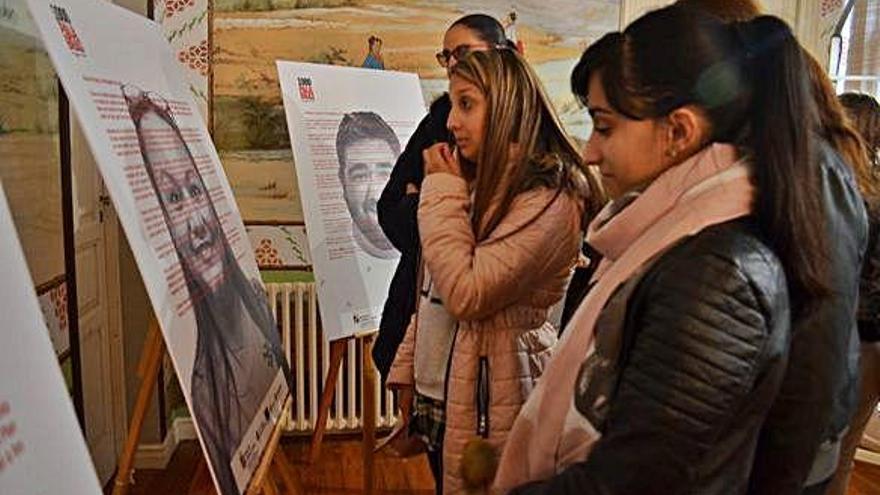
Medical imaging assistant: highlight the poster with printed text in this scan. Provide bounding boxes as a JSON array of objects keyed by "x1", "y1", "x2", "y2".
[
  {"x1": 0, "y1": 183, "x2": 102, "y2": 495},
  {"x1": 25, "y1": 1, "x2": 291, "y2": 493},
  {"x1": 278, "y1": 62, "x2": 424, "y2": 341}
]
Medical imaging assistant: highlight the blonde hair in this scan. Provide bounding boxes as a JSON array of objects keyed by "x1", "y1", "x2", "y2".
[{"x1": 449, "y1": 49, "x2": 602, "y2": 241}]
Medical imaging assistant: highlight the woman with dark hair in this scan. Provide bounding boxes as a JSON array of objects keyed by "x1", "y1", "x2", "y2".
[
  {"x1": 122, "y1": 86, "x2": 291, "y2": 495},
  {"x1": 494, "y1": 5, "x2": 866, "y2": 494},
  {"x1": 633, "y1": 3, "x2": 871, "y2": 494},
  {"x1": 828, "y1": 92, "x2": 880, "y2": 495},
  {"x1": 373, "y1": 13, "x2": 511, "y2": 491}
]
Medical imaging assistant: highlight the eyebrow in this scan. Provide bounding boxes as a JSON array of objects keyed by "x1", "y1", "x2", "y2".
[{"x1": 588, "y1": 106, "x2": 613, "y2": 118}]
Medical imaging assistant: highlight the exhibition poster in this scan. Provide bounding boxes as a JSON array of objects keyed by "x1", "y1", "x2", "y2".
[
  {"x1": 26, "y1": 1, "x2": 291, "y2": 493},
  {"x1": 278, "y1": 61, "x2": 425, "y2": 341},
  {"x1": 0, "y1": 182, "x2": 102, "y2": 495}
]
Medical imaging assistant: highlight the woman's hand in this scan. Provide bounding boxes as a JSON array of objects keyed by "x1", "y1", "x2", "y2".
[{"x1": 423, "y1": 143, "x2": 462, "y2": 177}]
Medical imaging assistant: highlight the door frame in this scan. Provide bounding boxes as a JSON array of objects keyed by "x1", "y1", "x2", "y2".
[{"x1": 60, "y1": 84, "x2": 128, "y2": 474}]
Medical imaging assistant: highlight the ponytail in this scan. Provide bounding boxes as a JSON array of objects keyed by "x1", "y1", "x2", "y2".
[
  {"x1": 736, "y1": 16, "x2": 830, "y2": 304},
  {"x1": 570, "y1": 6, "x2": 831, "y2": 309}
]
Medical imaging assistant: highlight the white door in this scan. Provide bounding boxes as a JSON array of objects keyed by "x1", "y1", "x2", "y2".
[{"x1": 70, "y1": 114, "x2": 127, "y2": 485}]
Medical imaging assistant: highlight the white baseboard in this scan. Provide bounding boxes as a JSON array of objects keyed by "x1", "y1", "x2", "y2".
[
  {"x1": 855, "y1": 447, "x2": 880, "y2": 466},
  {"x1": 173, "y1": 417, "x2": 197, "y2": 441},
  {"x1": 133, "y1": 417, "x2": 195, "y2": 470}
]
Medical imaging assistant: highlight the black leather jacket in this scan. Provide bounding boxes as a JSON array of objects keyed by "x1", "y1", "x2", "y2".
[
  {"x1": 747, "y1": 142, "x2": 868, "y2": 493},
  {"x1": 859, "y1": 198, "x2": 880, "y2": 342},
  {"x1": 373, "y1": 94, "x2": 451, "y2": 380},
  {"x1": 512, "y1": 219, "x2": 791, "y2": 495}
]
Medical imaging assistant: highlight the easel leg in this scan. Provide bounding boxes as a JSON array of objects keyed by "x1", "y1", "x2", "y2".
[
  {"x1": 262, "y1": 478, "x2": 279, "y2": 495},
  {"x1": 308, "y1": 339, "x2": 346, "y2": 464},
  {"x1": 113, "y1": 321, "x2": 164, "y2": 495},
  {"x1": 247, "y1": 398, "x2": 297, "y2": 495},
  {"x1": 362, "y1": 334, "x2": 377, "y2": 495}
]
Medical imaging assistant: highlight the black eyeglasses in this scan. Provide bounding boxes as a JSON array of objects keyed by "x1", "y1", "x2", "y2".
[{"x1": 436, "y1": 43, "x2": 508, "y2": 68}]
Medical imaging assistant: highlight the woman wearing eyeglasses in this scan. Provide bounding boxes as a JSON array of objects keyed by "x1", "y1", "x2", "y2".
[
  {"x1": 375, "y1": 13, "x2": 512, "y2": 493},
  {"x1": 391, "y1": 46, "x2": 601, "y2": 494}
]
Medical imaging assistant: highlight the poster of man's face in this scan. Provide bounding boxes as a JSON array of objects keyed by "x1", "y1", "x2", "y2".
[{"x1": 335, "y1": 111, "x2": 399, "y2": 259}]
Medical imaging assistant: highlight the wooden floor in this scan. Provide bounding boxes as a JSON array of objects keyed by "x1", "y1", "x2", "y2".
[
  {"x1": 850, "y1": 460, "x2": 880, "y2": 495},
  {"x1": 109, "y1": 436, "x2": 434, "y2": 494},
  {"x1": 108, "y1": 436, "x2": 880, "y2": 494}
]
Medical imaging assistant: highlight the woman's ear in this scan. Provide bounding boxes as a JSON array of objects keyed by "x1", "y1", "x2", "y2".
[{"x1": 663, "y1": 106, "x2": 712, "y2": 162}]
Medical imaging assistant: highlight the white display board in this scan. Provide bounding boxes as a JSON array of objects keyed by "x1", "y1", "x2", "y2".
[
  {"x1": 0, "y1": 183, "x2": 101, "y2": 495},
  {"x1": 278, "y1": 61, "x2": 425, "y2": 341},
  {"x1": 25, "y1": 1, "x2": 290, "y2": 493}
]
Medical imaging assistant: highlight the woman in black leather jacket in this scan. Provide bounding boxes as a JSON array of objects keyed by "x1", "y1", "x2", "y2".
[
  {"x1": 828, "y1": 92, "x2": 880, "y2": 495},
  {"x1": 497, "y1": 7, "x2": 843, "y2": 494}
]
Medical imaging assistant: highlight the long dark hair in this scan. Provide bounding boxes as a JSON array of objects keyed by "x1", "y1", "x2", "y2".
[
  {"x1": 449, "y1": 13, "x2": 515, "y2": 50},
  {"x1": 676, "y1": 0, "x2": 879, "y2": 200},
  {"x1": 571, "y1": 5, "x2": 829, "y2": 305}
]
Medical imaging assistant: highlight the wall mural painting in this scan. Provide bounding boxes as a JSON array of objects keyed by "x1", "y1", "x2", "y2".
[
  {"x1": 212, "y1": 0, "x2": 621, "y2": 225},
  {"x1": 0, "y1": 0, "x2": 65, "y2": 289}
]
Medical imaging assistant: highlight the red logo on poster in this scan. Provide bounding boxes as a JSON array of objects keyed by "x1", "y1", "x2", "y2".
[
  {"x1": 297, "y1": 77, "x2": 315, "y2": 102},
  {"x1": 51, "y1": 5, "x2": 86, "y2": 57}
]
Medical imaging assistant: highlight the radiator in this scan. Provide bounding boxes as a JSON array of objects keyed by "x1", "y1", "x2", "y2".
[{"x1": 266, "y1": 282, "x2": 399, "y2": 433}]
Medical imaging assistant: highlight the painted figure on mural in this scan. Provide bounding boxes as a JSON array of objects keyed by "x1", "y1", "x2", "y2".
[{"x1": 362, "y1": 35, "x2": 385, "y2": 70}]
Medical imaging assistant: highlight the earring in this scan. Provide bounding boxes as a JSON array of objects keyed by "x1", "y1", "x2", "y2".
[{"x1": 666, "y1": 147, "x2": 678, "y2": 160}]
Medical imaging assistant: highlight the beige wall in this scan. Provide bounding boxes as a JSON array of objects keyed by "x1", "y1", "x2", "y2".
[{"x1": 618, "y1": 0, "x2": 828, "y2": 67}]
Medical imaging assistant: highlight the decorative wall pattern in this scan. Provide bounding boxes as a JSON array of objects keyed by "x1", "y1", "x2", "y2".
[
  {"x1": 158, "y1": 0, "x2": 209, "y2": 119},
  {"x1": 821, "y1": 0, "x2": 844, "y2": 19},
  {"x1": 246, "y1": 224, "x2": 311, "y2": 269},
  {"x1": 38, "y1": 279, "x2": 69, "y2": 357}
]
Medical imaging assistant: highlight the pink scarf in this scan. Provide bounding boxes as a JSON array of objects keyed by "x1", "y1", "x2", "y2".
[{"x1": 494, "y1": 144, "x2": 755, "y2": 491}]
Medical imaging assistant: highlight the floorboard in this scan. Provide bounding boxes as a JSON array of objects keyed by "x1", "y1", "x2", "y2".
[{"x1": 105, "y1": 437, "x2": 880, "y2": 494}]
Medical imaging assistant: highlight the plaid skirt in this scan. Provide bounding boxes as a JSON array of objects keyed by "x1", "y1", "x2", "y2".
[{"x1": 410, "y1": 393, "x2": 446, "y2": 452}]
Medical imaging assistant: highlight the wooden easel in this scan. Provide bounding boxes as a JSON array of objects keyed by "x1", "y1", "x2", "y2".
[
  {"x1": 308, "y1": 330, "x2": 378, "y2": 495},
  {"x1": 112, "y1": 319, "x2": 302, "y2": 495}
]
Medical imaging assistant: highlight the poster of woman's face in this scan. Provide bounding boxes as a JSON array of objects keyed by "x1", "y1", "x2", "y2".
[
  {"x1": 123, "y1": 86, "x2": 226, "y2": 290},
  {"x1": 24, "y1": 2, "x2": 292, "y2": 493},
  {"x1": 122, "y1": 84, "x2": 290, "y2": 495}
]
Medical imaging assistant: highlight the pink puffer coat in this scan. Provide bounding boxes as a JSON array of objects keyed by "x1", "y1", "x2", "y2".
[{"x1": 389, "y1": 172, "x2": 583, "y2": 493}]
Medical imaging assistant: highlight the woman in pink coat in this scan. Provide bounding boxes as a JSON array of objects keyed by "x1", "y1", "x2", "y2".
[{"x1": 387, "y1": 48, "x2": 603, "y2": 493}]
